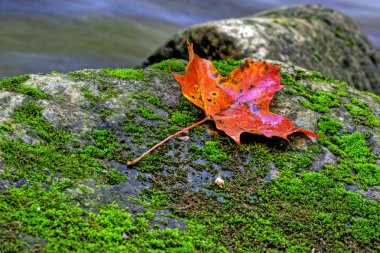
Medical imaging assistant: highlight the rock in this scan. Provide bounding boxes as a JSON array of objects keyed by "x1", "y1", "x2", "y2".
[
  {"x1": 142, "y1": 5, "x2": 380, "y2": 95},
  {"x1": 0, "y1": 60, "x2": 379, "y2": 251}
]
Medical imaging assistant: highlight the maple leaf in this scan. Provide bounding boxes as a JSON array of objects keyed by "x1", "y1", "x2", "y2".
[
  {"x1": 127, "y1": 43, "x2": 318, "y2": 165},
  {"x1": 172, "y1": 43, "x2": 319, "y2": 144}
]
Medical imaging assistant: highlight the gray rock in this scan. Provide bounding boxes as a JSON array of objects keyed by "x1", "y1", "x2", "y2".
[
  {"x1": 143, "y1": 5, "x2": 380, "y2": 95},
  {"x1": 0, "y1": 58, "x2": 379, "y2": 251}
]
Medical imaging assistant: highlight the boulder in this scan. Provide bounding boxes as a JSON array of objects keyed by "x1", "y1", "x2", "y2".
[
  {"x1": 0, "y1": 59, "x2": 379, "y2": 251},
  {"x1": 143, "y1": 5, "x2": 380, "y2": 95}
]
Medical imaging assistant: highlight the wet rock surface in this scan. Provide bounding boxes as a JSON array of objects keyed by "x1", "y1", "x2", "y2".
[{"x1": 0, "y1": 37, "x2": 379, "y2": 253}]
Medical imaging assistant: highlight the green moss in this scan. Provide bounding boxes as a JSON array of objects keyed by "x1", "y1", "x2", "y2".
[
  {"x1": 102, "y1": 68, "x2": 149, "y2": 81},
  {"x1": 344, "y1": 100, "x2": 379, "y2": 127},
  {"x1": 0, "y1": 139, "x2": 104, "y2": 182},
  {"x1": 0, "y1": 75, "x2": 46, "y2": 99},
  {"x1": 136, "y1": 106, "x2": 161, "y2": 120},
  {"x1": 67, "y1": 70, "x2": 93, "y2": 80},
  {"x1": 300, "y1": 91, "x2": 340, "y2": 113},
  {"x1": 124, "y1": 124, "x2": 146, "y2": 134},
  {"x1": 102, "y1": 169, "x2": 126, "y2": 185},
  {"x1": 0, "y1": 75, "x2": 28, "y2": 88},
  {"x1": 336, "y1": 88, "x2": 349, "y2": 97},
  {"x1": 131, "y1": 133, "x2": 144, "y2": 145},
  {"x1": 317, "y1": 116, "x2": 379, "y2": 187},
  {"x1": 0, "y1": 184, "x2": 213, "y2": 252},
  {"x1": 0, "y1": 124, "x2": 13, "y2": 135},
  {"x1": 337, "y1": 132, "x2": 375, "y2": 164},
  {"x1": 362, "y1": 91, "x2": 380, "y2": 103},
  {"x1": 132, "y1": 92, "x2": 162, "y2": 107},
  {"x1": 149, "y1": 59, "x2": 185, "y2": 73},
  {"x1": 12, "y1": 101, "x2": 71, "y2": 144},
  {"x1": 83, "y1": 129, "x2": 119, "y2": 160},
  {"x1": 169, "y1": 111, "x2": 196, "y2": 127},
  {"x1": 2, "y1": 61, "x2": 380, "y2": 252},
  {"x1": 81, "y1": 79, "x2": 119, "y2": 105},
  {"x1": 317, "y1": 116, "x2": 343, "y2": 136},
  {"x1": 145, "y1": 210, "x2": 155, "y2": 220},
  {"x1": 308, "y1": 144, "x2": 321, "y2": 154},
  {"x1": 281, "y1": 71, "x2": 347, "y2": 113},
  {"x1": 137, "y1": 154, "x2": 169, "y2": 173},
  {"x1": 212, "y1": 59, "x2": 244, "y2": 76},
  {"x1": 82, "y1": 87, "x2": 102, "y2": 104},
  {"x1": 201, "y1": 141, "x2": 228, "y2": 163},
  {"x1": 0, "y1": 102, "x2": 126, "y2": 182},
  {"x1": 95, "y1": 108, "x2": 113, "y2": 118}
]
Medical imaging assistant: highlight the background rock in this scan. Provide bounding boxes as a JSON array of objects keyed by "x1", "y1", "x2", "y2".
[{"x1": 143, "y1": 5, "x2": 380, "y2": 95}]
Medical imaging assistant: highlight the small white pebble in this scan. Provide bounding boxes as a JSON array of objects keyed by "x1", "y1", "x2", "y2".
[
  {"x1": 214, "y1": 177, "x2": 224, "y2": 188},
  {"x1": 177, "y1": 136, "x2": 190, "y2": 142}
]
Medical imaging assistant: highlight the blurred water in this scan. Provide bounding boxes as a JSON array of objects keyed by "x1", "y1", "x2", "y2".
[{"x1": 1, "y1": 0, "x2": 379, "y2": 78}]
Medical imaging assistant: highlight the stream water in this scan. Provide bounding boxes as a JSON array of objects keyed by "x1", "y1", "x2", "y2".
[{"x1": 1, "y1": 0, "x2": 379, "y2": 78}]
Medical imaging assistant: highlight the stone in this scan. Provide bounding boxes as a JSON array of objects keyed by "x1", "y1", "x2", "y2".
[
  {"x1": 0, "y1": 59, "x2": 379, "y2": 251},
  {"x1": 142, "y1": 5, "x2": 380, "y2": 95}
]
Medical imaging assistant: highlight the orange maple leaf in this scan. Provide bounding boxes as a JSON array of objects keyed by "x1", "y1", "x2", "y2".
[
  {"x1": 172, "y1": 43, "x2": 319, "y2": 144},
  {"x1": 127, "y1": 43, "x2": 318, "y2": 165}
]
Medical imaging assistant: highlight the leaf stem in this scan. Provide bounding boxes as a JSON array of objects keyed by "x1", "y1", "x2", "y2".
[{"x1": 127, "y1": 117, "x2": 208, "y2": 166}]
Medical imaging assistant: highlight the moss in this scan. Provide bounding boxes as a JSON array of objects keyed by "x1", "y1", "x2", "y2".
[
  {"x1": 0, "y1": 124, "x2": 13, "y2": 135},
  {"x1": 82, "y1": 87, "x2": 102, "y2": 104},
  {"x1": 124, "y1": 124, "x2": 146, "y2": 134},
  {"x1": 337, "y1": 132, "x2": 375, "y2": 164},
  {"x1": 335, "y1": 88, "x2": 349, "y2": 97},
  {"x1": 145, "y1": 210, "x2": 155, "y2": 220},
  {"x1": 95, "y1": 108, "x2": 114, "y2": 119},
  {"x1": 12, "y1": 101, "x2": 71, "y2": 144},
  {"x1": 136, "y1": 106, "x2": 161, "y2": 120},
  {"x1": 344, "y1": 99, "x2": 379, "y2": 127},
  {"x1": 0, "y1": 139, "x2": 104, "y2": 182},
  {"x1": 2, "y1": 60, "x2": 380, "y2": 252},
  {"x1": 149, "y1": 59, "x2": 185, "y2": 73},
  {"x1": 168, "y1": 111, "x2": 197, "y2": 127},
  {"x1": 300, "y1": 91, "x2": 340, "y2": 113},
  {"x1": 362, "y1": 91, "x2": 380, "y2": 103},
  {"x1": 102, "y1": 169, "x2": 126, "y2": 185},
  {"x1": 137, "y1": 154, "x2": 169, "y2": 173},
  {"x1": 102, "y1": 68, "x2": 149, "y2": 81},
  {"x1": 0, "y1": 75, "x2": 46, "y2": 99},
  {"x1": 82, "y1": 129, "x2": 119, "y2": 160},
  {"x1": 316, "y1": 116, "x2": 343, "y2": 136},
  {"x1": 132, "y1": 92, "x2": 162, "y2": 107},
  {"x1": 317, "y1": 116, "x2": 379, "y2": 187},
  {"x1": 201, "y1": 141, "x2": 228, "y2": 163},
  {"x1": 0, "y1": 184, "x2": 214, "y2": 252},
  {"x1": 81, "y1": 79, "x2": 119, "y2": 105},
  {"x1": 0, "y1": 102, "x2": 127, "y2": 182},
  {"x1": 212, "y1": 59, "x2": 244, "y2": 76},
  {"x1": 308, "y1": 144, "x2": 321, "y2": 154},
  {"x1": 67, "y1": 70, "x2": 93, "y2": 80}
]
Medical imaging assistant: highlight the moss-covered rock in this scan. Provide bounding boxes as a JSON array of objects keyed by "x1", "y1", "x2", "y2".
[
  {"x1": 0, "y1": 60, "x2": 379, "y2": 252},
  {"x1": 142, "y1": 5, "x2": 380, "y2": 95}
]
